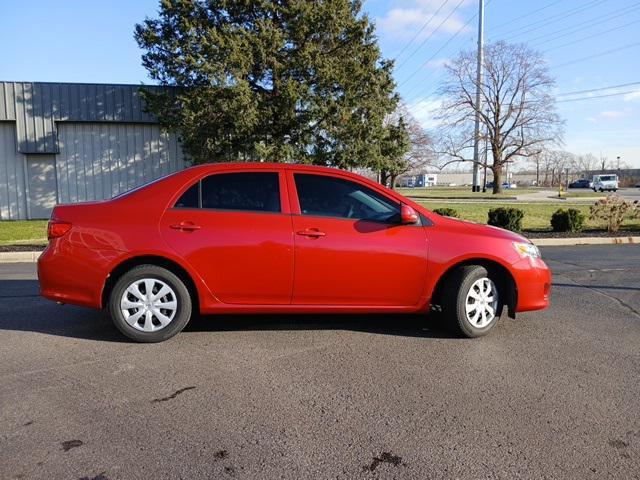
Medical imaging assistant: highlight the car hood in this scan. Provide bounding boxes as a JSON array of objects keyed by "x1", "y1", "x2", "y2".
[{"x1": 434, "y1": 215, "x2": 531, "y2": 243}]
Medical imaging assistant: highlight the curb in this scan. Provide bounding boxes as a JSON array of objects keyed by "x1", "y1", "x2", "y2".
[
  {"x1": 0, "y1": 251, "x2": 42, "y2": 263},
  {"x1": 532, "y1": 236, "x2": 640, "y2": 246}
]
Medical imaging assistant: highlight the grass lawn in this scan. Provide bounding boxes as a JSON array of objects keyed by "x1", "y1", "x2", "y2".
[
  {"x1": 398, "y1": 187, "x2": 535, "y2": 199},
  {"x1": 560, "y1": 190, "x2": 606, "y2": 198},
  {"x1": 0, "y1": 220, "x2": 48, "y2": 246},
  {"x1": 417, "y1": 200, "x2": 640, "y2": 231}
]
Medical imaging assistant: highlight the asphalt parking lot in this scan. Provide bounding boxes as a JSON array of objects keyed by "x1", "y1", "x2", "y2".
[{"x1": 1, "y1": 245, "x2": 639, "y2": 480}]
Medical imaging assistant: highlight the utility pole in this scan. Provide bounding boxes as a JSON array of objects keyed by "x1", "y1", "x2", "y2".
[{"x1": 471, "y1": 0, "x2": 485, "y2": 192}]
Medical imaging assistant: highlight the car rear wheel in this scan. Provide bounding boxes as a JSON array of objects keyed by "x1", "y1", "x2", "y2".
[
  {"x1": 109, "y1": 265, "x2": 192, "y2": 343},
  {"x1": 443, "y1": 265, "x2": 502, "y2": 338}
]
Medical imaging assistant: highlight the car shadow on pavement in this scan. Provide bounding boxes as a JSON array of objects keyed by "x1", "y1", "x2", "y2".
[
  {"x1": 0, "y1": 279, "x2": 455, "y2": 342},
  {"x1": 0, "y1": 279, "x2": 127, "y2": 343},
  {"x1": 185, "y1": 312, "x2": 455, "y2": 339}
]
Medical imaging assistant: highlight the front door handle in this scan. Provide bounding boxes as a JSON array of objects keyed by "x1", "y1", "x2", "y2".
[
  {"x1": 170, "y1": 221, "x2": 202, "y2": 232},
  {"x1": 296, "y1": 228, "x2": 326, "y2": 238}
]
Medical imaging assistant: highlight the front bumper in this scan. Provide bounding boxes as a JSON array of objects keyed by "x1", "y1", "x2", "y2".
[{"x1": 512, "y1": 257, "x2": 552, "y2": 312}]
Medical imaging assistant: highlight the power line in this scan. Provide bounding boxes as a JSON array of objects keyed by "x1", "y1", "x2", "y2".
[
  {"x1": 556, "y1": 89, "x2": 640, "y2": 102},
  {"x1": 529, "y1": 2, "x2": 640, "y2": 45},
  {"x1": 488, "y1": 0, "x2": 565, "y2": 32},
  {"x1": 552, "y1": 41, "x2": 640, "y2": 69},
  {"x1": 543, "y1": 18, "x2": 640, "y2": 53},
  {"x1": 557, "y1": 81, "x2": 640, "y2": 97},
  {"x1": 490, "y1": 0, "x2": 605, "y2": 40},
  {"x1": 395, "y1": 0, "x2": 467, "y2": 71},
  {"x1": 398, "y1": 9, "x2": 480, "y2": 87},
  {"x1": 530, "y1": 3, "x2": 640, "y2": 47},
  {"x1": 393, "y1": 0, "x2": 451, "y2": 62}
]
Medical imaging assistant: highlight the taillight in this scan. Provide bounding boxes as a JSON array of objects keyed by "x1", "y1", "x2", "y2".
[{"x1": 47, "y1": 220, "x2": 72, "y2": 239}]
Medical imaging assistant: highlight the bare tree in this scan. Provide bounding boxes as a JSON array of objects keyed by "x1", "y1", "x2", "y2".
[
  {"x1": 435, "y1": 41, "x2": 563, "y2": 193},
  {"x1": 574, "y1": 153, "x2": 599, "y2": 178},
  {"x1": 382, "y1": 103, "x2": 436, "y2": 188}
]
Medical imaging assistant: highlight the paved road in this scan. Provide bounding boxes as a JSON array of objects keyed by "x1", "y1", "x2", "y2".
[
  {"x1": 1, "y1": 246, "x2": 639, "y2": 479},
  {"x1": 516, "y1": 187, "x2": 640, "y2": 202}
]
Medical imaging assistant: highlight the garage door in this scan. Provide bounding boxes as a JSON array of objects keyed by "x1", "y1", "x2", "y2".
[{"x1": 55, "y1": 123, "x2": 185, "y2": 204}]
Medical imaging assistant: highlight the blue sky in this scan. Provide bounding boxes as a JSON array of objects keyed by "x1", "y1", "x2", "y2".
[{"x1": 1, "y1": 0, "x2": 639, "y2": 166}]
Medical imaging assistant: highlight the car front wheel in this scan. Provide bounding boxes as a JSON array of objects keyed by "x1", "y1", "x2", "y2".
[
  {"x1": 109, "y1": 265, "x2": 192, "y2": 343},
  {"x1": 443, "y1": 265, "x2": 502, "y2": 338}
]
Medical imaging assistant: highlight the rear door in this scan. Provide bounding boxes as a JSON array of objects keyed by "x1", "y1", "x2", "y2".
[
  {"x1": 288, "y1": 171, "x2": 428, "y2": 306},
  {"x1": 160, "y1": 170, "x2": 294, "y2": 305}
]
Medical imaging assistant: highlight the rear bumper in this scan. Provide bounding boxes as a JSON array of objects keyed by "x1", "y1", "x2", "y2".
[
  {"x1": 38, "y1": 240, "x2": 118, "y2": 309},
  {"x1": 512, "y1": 257, "x2": 552, "y2": 312}
]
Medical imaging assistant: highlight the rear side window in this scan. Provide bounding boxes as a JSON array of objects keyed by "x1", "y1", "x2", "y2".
[
  {"x1": 294, "y1": 173, "x2": 399, "y2": 222},
  {"x1": 201, "y1": 172, "x2": 281, "y2": 212},
  {"x1": 174, "y1": 182, "x2": 199, "y2": 208}
]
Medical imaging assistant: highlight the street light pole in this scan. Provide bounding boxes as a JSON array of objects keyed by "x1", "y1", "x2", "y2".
[{"x1": 471, "y1": 0, "x2": 485, "y2": 193}]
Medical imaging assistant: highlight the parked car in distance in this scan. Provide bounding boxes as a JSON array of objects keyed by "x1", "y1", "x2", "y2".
[
  {"x1": 569, "y1": 179, "x2": 592, "y2": 189},
  {"x1": 592, "y1": 174, "x2": 618, "y2": 192},
  {"x1": 485, "y1": 181, "x2": 517, "y2": 190},
  {"x1": 38, "y1": 163, "x2": 551, "y2": 342}
]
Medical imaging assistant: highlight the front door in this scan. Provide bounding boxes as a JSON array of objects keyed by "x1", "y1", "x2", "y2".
[
  {"x1": 289, "y1": 172, "x2": 428, "y2": 306},
  {"x1": 160, "y1": 170, "x2": 294, "y2": 305}
]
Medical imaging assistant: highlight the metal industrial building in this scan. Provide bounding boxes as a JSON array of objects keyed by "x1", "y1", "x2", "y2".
[{"x1": 0, "y1": 81, "x2": 186, "y2": 220}]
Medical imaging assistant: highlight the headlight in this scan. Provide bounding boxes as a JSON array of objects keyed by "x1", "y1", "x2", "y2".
[{"x1": 513, "y1": 242, "x2": 541, "y2": 259}]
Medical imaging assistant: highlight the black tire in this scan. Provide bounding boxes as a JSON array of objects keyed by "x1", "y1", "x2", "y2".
[
  {"x1": 442, "y1": 265, "x2": 502, "y2": 338},
  {"x1": 108, "y1": 265, "x2": 192, "y2": 343}
]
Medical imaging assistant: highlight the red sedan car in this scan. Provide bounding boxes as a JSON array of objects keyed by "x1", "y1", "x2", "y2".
[{"x1": 38, "y1": 163, "x2": 551, "y2": 342}]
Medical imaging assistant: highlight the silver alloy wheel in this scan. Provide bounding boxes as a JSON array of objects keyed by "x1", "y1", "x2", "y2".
[
  {"x1": 464, "y1": 277, "x2": 498, "y2": 329},
  {"x1": 120, "y1": 278, "x2": 178, "y2": 332}
]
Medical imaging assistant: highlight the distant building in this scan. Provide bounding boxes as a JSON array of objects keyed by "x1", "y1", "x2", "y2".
[{"x1": 0, "y1": 81, "x2": 186, "y2": 220}]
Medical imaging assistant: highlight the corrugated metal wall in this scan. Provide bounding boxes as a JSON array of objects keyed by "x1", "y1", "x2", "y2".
[
  {"x1": 0, "y1": 122, "x2": 27, "y2": 220},
  {"x1": 0, "y1": 81, "x2": 159, "y2": 154},
  {"x1": 0, "y1": 81, "x2": 187, "y2": 219},
  {"x1": 56, "y1": 123, "x2": 184, "y2": 203}
]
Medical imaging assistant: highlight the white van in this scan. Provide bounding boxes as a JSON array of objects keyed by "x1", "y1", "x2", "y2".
[{"x1": 592, "y1": 174, "x2": 618, "y2": 192}]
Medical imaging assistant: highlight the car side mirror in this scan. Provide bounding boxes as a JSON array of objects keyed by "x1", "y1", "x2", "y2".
[{"x1": 400, "y1": 204, "x2": 419, "y2": 224}]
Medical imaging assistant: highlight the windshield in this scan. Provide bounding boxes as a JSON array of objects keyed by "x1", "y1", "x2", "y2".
[{"x1": 599, "y1": 175, "x2": 616, "y2": 181}]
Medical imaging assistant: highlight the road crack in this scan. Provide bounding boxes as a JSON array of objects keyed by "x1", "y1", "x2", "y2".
[
  {"x1": 151, "y1": 386, "x2": 196, "y2": 403},
  {"x1": 555, "y1": 273, "x2": 640, "y2": 318}
]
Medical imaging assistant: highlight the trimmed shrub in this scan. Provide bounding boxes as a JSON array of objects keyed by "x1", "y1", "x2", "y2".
[
  {"x1": 487, "y1": 207, "x2": 524, "y2": 232},
  {"x1": 432, "y1": 207, "x2": 459, "y2": 218},
  {"x1": 590, "y1": 195, "x2": 639, "y2": 232},
  {"x1": 550, "y1": 208, "x2": 585, "y2": 232}
]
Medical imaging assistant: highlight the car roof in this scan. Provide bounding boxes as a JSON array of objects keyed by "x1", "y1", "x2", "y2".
[{"x1": 183, "y1": 162, "x2": 348, "y2": 174}]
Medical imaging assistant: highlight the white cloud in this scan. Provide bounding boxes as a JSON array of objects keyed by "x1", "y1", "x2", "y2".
[
  {"x1": 426, "y1": 57, "x2": 451, "y2": 69},
  {"x1": 378, "y1": 2, "x2": 470, "y2": 42},
  {"x1": 623, "y1": 90, "x2": 640, "y2": 102},
  {"x1": 585, "y1": 116, "x2": 597, "y2": 124},
  {"x1": 599, "y1": 110, "x2": 630, "y2": 121},
  {"x1": 406, "y1": 97, "x2": 443, "y2": 129}
]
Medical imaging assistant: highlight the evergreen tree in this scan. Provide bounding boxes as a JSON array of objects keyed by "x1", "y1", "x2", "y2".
[{"x1": 135, "y1": 0, "x2": 407, "y2": 174}]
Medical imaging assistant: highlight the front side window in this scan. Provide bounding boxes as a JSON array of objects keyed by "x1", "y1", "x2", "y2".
[
  {"x1": 201, "y1": 172, "x2": 281, "y2": 212},
  {"x1": 294, "y1": 173, "x2": 400, "y2": 222}
]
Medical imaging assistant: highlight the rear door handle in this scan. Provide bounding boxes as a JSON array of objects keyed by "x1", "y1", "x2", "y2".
[
  {"x1": 170, "y1": 221, "x2": 202, "y2": 232},
  {"x1": 296, "y1": 228, "x2": 326, "y2": 238}
]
